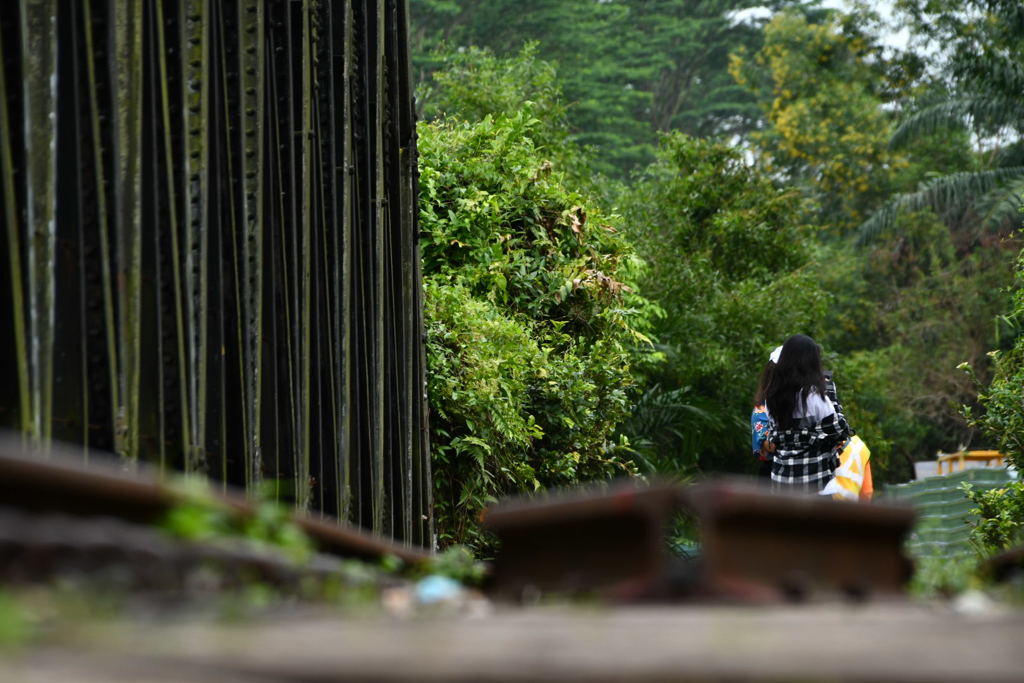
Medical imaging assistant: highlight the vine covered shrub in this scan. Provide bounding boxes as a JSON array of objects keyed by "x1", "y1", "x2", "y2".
[
  {"x1": 971, "y1": 343, "x2": 1024, "y2": 473},
  {"x1": 419, "y1": 110, "x2": 652, "y2": 550},
  {"x1": 962, "y1": 481, "x2": 1024, "y2": 558},
  {"x1": 969, "y1": 246, "x2": 1024, "y2": 473},
  {"x1": 959, "y1": 243, "x2": 1024, "y2": 567}
]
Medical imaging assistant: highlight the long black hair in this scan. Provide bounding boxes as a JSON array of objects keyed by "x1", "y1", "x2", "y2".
[
  {"x1": 764, "y1": 334, "x2": 827, "y2": 429},
  {"x1": 753, "y1": 360, "x2": 775, "y2": 406}
]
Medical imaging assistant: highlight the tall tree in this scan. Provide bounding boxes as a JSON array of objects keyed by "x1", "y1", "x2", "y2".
[
  {"x1": 410, "y1": 0, "x2": 809, "y2": 176},
  {"x1": 729, "y1": 7, "x2": 917, "y2": 233},
  {"x1": 862, "y1": 0, "x2": 1024, "y2": 239}
]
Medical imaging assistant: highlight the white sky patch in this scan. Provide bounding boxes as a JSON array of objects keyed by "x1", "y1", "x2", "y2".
[
  {"x1": 729, "y1": 6, "x2": 773, "y2": 24},
  {"x1": 731, "y1": 1, "x2": 912, "y2": 53},
  {"x1": 822, "y1": 0, "x2": 912, "y2": 51}
]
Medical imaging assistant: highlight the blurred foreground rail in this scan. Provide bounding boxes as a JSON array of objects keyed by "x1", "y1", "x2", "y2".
[
  {"x1": 0, "y1": 506, "x2": 378, "y2": 598},
  {"x1": 0, "y1": 436, "x2": 428, "y2": 578},
  {"x1": 3, "y1": 605, "x2": 1024, "y2": 682},
  {"x1": 485, "y1": 480, "x2": 916, "y2": 604},
  {"x1": 0, "y1": 437, "x2": 920, "y2": 605}
]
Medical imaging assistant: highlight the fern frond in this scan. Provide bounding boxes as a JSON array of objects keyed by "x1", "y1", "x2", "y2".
[
  {"x1": 990, "y1": 141, "x2": 1024, "y2": 169},
  {"x1": 977, "y1": 175, "x2": 1024, "y2": 232},
  {"x1": 890, "y1": 97, "x2": 1024, "y2": 149},
  {"x1": 618, "y1": 384, "x2": 731, "y2": 474},
  {"x1": 955, "y1": 51, "x2": 1024, "y2": 102},
  {"x1": 858, "y1": 167, "x2": 1024, "y2": 243}
]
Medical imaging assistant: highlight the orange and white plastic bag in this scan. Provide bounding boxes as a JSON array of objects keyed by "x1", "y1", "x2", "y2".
[{"x1": 820, "y1": 436, "x2": 871, "y2": 501}]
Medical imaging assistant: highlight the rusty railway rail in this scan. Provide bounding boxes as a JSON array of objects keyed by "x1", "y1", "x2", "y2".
[
  {"x1": 0, "y1": 435, "x2": 430, "y2": 566},
  {"x1": 2, "y1": 432, "x2": 919, "y2": 608},
  {"x1": 0, "y1": 506, "x2": 383, "y2": 600},
  {"x1": 685, "y1": 480, "x2": 915, "y2": 601},
  {"x1": 483, "y1": 479, "x2": 916, "y2": 603}
]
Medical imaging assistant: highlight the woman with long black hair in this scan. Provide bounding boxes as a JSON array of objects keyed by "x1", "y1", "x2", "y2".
[{"x1": 762, "y1": 334, "x2": 853, "y2": 492}]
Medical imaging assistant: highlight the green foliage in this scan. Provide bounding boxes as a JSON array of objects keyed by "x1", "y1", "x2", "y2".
[
  {"x1": 411, "y1": 0, "x2": 792, "y2": 177},
  {"x1": 419, "y1": 103, "x2": 651, "y2": 550},
  {"x1": 667, "y1": 510, "x2": 701, "y2": 559},
  {"x1": 414, "y1": 45, "x2": 600, "y2": 196},
  {"x1": 827, "y1": 349, "x2": 896, "y2": 475},
  {"x1": 159, "y1": 477, "x2": 315, "y2": 563},
  {"x1": 966, "y1": 245, "x2": 1024, "y2": 472},
  {"x1": 962, "y1": 481, "x2": 1024, "y2": 557},
  {"x1": 909, "y1": 554, "x2": 978, "y2": 599},
  {"x1": 425, "y1": 282, "x2": 544, "y2": 538},
  {"x1": 620, "y1": 133, "x2": 828, "y2": 472},
  {"x1": 420, "y1": 546, "x2": 488, "y2": 586},
  {"x1": 730, "y1": 8, "x2": 910, "y2": 233},
  {"x1": 418, "y1": 43, "x2": 566, "y2": 137},
  {"x1": 0, "y1": 592, "x2": 31, "y2": 649},
  {"x1": 411, "y1": 0, "x2": 649, "y2": 174},
  {"x1": 240, "y1": 502, "x2": 316, "y2": 562},
  {"x1": 864, "y1": 0, "x2": 1024, "y2": 239},
  {"x1": 970, "y1": 346, "x2": 1024, "y2": 470},
  {"x1": 613, "y1": 385, "x2": 725, "y2": 477}
]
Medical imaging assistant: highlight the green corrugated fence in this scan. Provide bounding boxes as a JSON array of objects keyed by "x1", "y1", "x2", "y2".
[{"x1": 884, "y1": 468, "x2": 1015, "y2": 560}]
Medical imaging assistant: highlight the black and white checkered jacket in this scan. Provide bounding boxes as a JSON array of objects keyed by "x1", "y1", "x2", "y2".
[{"x1": 765, "y1": 378, "x2": 853, "y2": 492}]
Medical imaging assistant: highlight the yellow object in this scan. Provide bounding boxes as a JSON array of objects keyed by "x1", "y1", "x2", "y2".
[
  {"x1": 820, "y1": 436, "x2": 871, "y2": 501},
  {"x1": 936, "y1": 450, "x2": 1005, "y2": 475}
]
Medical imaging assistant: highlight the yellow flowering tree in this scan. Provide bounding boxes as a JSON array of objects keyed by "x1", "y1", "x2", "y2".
[{"x1": 730, "y1": 10, "x2": 905, "y2": 233}]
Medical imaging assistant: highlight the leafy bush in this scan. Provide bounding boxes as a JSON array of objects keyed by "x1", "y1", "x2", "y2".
[
  {"x1": 418, "y1": 44, "x2": 568, "y2": 144},
  {"x1": 416, "y1": 43, "x2": 603, "y2": 196},
  {"x1": 967, "y1": 245, "x2": 1024, "y2": 471},
  {"x1": 963, "y1": 481, "x2": 1024, "y2": 558},
  {"x1": 973, "y1": 348, "x2": 1024, "y2": 471},
  {"x1": 159, "y1": 477, "x2": 315, "y2": 563},
  {"x1": 613, "y1": 384, "x2": 724, "y2": 477},
  {"x1": 419, "y1": 108, "x2": 653, "y2": 550}
]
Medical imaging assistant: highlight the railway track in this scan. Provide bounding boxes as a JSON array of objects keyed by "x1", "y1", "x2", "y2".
[
  {"x1": 484, "y1": 478, "x2": 917, "y2": 603},
  {"x1": 0, "y1": 435, "x2": 429, "y2": 600},
  {"x1": 2, "y1": 432, "x2": 921, "y2": 607}
]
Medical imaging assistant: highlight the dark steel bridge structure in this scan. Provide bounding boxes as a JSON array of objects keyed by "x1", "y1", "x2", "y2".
[{"x1": 0, "y1": 0, "x2": 431, "y2": 547}]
